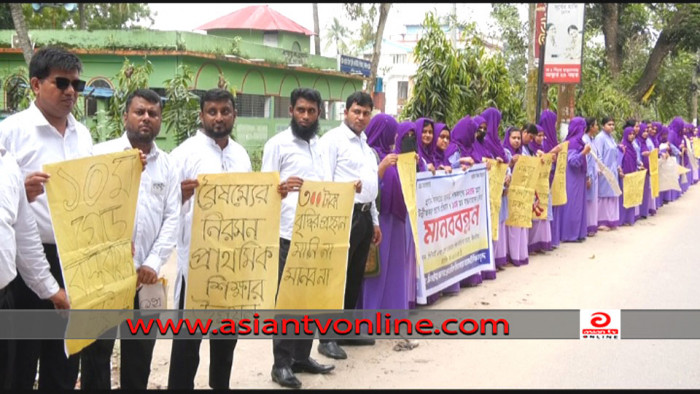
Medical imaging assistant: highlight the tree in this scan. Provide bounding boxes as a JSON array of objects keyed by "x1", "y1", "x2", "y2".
[
  {"x1": 162, "y1": 65, "x2": 201, "y2": 146},
  {"x1": 312, "y1": 3, "x2": 321, "y2": 55},
  {"x1": 490, "y1": 4, "x2": 528, "y2": 88},
  {"x1": 325, "y1": 17, "x2": 351, "y2": 56},
  {"x1": 344, "y1": 3, "x2": 392, "y2": 94},
  {"x1": 10, "y1": 3, "x2": 33, "y2": 65},
  {"x1": 587, "y1": 3, "x2": 700, "y2": 102},
  {"x1": 22, "y1": 3, "x2": 153, "y2": 30},
  {"x1": 0, "y1": 4, "x2": 14, "y2": 29}
]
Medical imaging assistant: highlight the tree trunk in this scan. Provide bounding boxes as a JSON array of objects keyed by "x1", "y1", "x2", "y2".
[
  {"x1": 693, "y1": 51, "x2": 700, "y2": 125},
  {"x1": 312, "y1": 3, "x2": 321, "y2": 55},
  {"x1": 79, "y1": 3, "x2": 86, "y2": 30},
  {"x1": 367, "y1": 3, "x2": 391, "y2": 94},
  {"x1": 526, "y1": 3, "x2": 537, "y2": 123},
  {"x1": 629, "y1": 26, "x2": 679, "y2": 102},
  {"x1": 10, "y1": 3, "x2": 32, "y2": 65},
  {"x1": 601, "y1": 3, "x2": 622, "y2": 77}
]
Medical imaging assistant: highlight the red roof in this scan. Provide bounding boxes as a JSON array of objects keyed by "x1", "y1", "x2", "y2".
[{"x1": 196, "y1": 5, "x2": 315, "y2": 36}]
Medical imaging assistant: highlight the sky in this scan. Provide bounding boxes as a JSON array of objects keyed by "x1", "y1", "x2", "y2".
[{"x1": 144, "y1": 3, "x2": 529, "y2": 56}]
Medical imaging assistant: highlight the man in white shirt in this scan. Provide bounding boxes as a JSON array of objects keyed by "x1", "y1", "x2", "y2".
[
  {"x1": 263, "y1": 88, "x2": 335, "y2": 389},
  {"x1": 0, "y1": 143, "x2": 70, "y2": 389},
  {"x1": 316, "y1": 91, "x2": 382, "y2": 360},
  {"x1": 167, "y1": 88, "x2": 251, "y2": 390},
  {"x1": 0, "y1": 46, "x2": 90, "y2": 390},
  {"x1": 80, "y1": 89, "x2": 180, "y2": 390}
]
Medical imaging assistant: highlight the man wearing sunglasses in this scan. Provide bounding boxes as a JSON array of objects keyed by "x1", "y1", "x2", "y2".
[{"x1": 0, "y1": 46, "x2": 91, "y2": 390}]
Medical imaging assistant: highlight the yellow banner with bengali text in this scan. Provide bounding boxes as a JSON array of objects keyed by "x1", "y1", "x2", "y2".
[
  {"x1": 44, "y1": 149, "x2": 141, "y2": 356},
  {"x1": 622, "y1": 169, "x2": 647, "y2": 208},
  {"x1": 484, "y1": 159, "x2": 508, "y2": 241},
  {"x1": 551, "y1": 141, "x2": 569, "y2": 206},
  {"x1": 693, "y1": 137, "x2": 700, "y2": 159},
  {"x1": 275, "y1": 181, "x2": 355, "y2": 309},
  {"x1": 505, "y1": 155, "x2": 540, "y2": 228},
  {"x1": 186, "y1": 172, "x2": 281, "y2": 310},
  {"x1": 533, "y1": 154, "x2": 553, "y2": 220},
  {"x1": 396, "y1": 153, "x2": 420, "y2": 266},
  {"x1": 649, "y1": 149, "x2": 659, "y2": 198}
]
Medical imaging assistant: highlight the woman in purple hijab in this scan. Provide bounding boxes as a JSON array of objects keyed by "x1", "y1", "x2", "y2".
[
  {"x1": 658, "y1": 126, "x2": 680, "y2": 203},
  {"x1": 682, "y1": 123, "x2": 697, "y2": 185},
  {"x1": 583, "y1": 117, "x2": 600, "y2": 236},
  {"x1": 618, "y1": 126, "x2": 640, "y2": 226},
  {"x1": 636, "y1": 123, "x2": 653, "y2": 218},
  {"x1": 668, "y1": 117, "x2": 689, "y2": 194},
  {"x1": 650, "y1": 122, "x2": 664, "y2": 209},
  {"x1": 553, "y1": 117, "x2": 591, "y2": 242},
  {"x1": 538, "y1": 110, "x2": 562, "y2": 248},
  {"x1": 479, "y1": 108, "x2": 508, "y2": 278},
  {"x1": 358, "y1": 115, "x2": 412, "y2": 310},
  {"x1": 528, "y1": 125, "x2": 554, "y2": 253},
  {"x1": 433, "y1": 122, "x2": 455, "y2": 173},
  {"x1": 503, "y1": 126, "x2": 529, "y2": 266},
  {"x1": 415, "y1": 117, "x2": 438, "y2": 172}
]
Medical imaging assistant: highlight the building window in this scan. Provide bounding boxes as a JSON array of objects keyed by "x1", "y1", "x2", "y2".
[
  {"x1": 84, "y1": 78, "x2": 114, "y2": 116},
  {"x1": 397, "y1": 81, "x2": 409, "y2": 103},
  {"x1": 237, "y1": 93, "x2": 269, "y2": 118},
  {"x1": 274, "y1": 96, "x2": 291, "y2": 118},
  {"x1": 392, "y1": 54, "x2": 407, "y2": 64},
  {"x1": 292, "y1": 41, "x2": 301, "y2": 52},
  {"x1": 263, "y1": 32, "x2": 278, "y2": 48},
  {"x1": 4, "y1": 75, "x2": 28, "y2": 112}
]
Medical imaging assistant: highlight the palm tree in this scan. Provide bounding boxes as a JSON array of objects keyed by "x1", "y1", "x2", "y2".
[
  {"x1": 9, "y1": 3, "x2": 32, "y2": 65},
  {"x1": 312, "y1": 3, "x2": 321, "y2": 55},
  {"x1": 325, "y1": 17, "x2": 350, "y2": 56}
]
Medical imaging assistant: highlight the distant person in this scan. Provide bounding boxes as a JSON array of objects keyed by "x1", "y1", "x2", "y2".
[{"x1": 593, "y1": 117, "x2": 621, "y2": 230}]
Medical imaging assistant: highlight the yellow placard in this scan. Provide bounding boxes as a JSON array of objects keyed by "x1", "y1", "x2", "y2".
[
  {"x1": 551, "y1": 141, "x2": 569, "y2": 206},
  {"x1": 505, "y1": 155, "x2": 540, "y2": 228},
  {"x1": 622, "y1": 169, "x2": 647, "y2": 209},
  {"x1": 396, "y1": 153, "x2": 420, "y2": 265},
  {"x1": 484, "y1": 159, "x2": 508, "y2": 241},
  {"x1": 275, "y1": 181, "x2": 355, "y2": 309},
  {"x1": 686, "y1": 137, "x2": 699, "y2": 172},
  {"x1": 649, "y1": 149, "x2": 659, "y2": 198},
  {"x1": 44, "y1": 149, "x2": 141, "y2": 356},
  {"x1": 186, "y1": 172, "x2": 281, "y2": 310},
  {"x1": 693, "y1": 137, "x2": 700, "y2": 159},
  {"x1": 590, "y1": 150, "x2": 622, "y2": 196},
  {"x1": 678, "y1": 165, "x2": 691, "y2": 175},
  {"x1": 533, "y1": 154, "x2": 553, "y2": 220}
]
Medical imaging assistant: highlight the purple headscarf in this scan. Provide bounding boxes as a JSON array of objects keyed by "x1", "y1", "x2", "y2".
[
  {"x1": 668, "y1": 117, "x2": 685, "y2": 148},
  {"x1": 651, "y1": 121, "x2": 663, "y2": 148},
  {"x1": 414, "y1": 117, "x2": 437, "y2": 166},
  {"x1": 620, "y1": 126, "x2": 638, "y2": 173},
  {"x1": 394, "y1": 121, "x2": 427, "y2": 172},
  {"x1": 659, "y1": 126, "x2": 669, "y2": 144},
  {"x1": 449, "y1": 116, "x2": 476, "y2": 158},
  {"x1": 366, "y1": 114, "x2": 398, "y2": 161},
  {"x1": 636, "y1": 123, "x2": 650, "y2": 169},
  {"x1": 529, "y1": 125, "x2": 545, "y2": 153},
  {"x1": 433, "y1": 122, "x2": 449, "y2": 166},
  {"x1": 564, "y1": 117, "x2": 587, "y2": 152},
  {"x1": 538, "y1": 109, "x2": 559, "y2": 152},
  {"x1": 502, "y1": 126, "x2": 521, "y2": 155},
  {"x1": 480, "y1": 107, "x2": 508, "y2": 161}
]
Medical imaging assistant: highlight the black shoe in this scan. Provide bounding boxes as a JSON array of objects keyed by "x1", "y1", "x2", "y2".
[
  {"x1": 271, "y1": 365, "x2": 302, "y2": 389},
  {"x1": 337, "y1": 338, "x2": 376, "y2": 346},
  {"x1": 291, "y1": 357, "x2": 335, "y2": 374},
  {"x1": 317, "y1": 341, "x2": 347, "y2": 360}
]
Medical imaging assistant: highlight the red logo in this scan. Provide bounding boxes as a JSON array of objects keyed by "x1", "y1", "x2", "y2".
[{"x1": 590, "y1": 312, "x2": 611, "y2": 328}]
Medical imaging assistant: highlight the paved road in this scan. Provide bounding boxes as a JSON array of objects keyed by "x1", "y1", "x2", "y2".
[{"x1": 139, "y1": 184, "x2": 700, "y2": 389}]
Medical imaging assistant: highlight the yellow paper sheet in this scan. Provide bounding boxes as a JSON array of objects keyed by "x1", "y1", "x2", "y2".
[
  {"x1": 622, "y1": 169, "x2": 647, "y2": 209},
  {"x1": 484, "y1": 159, "x2": 508, "y2": 241},
  {"x1": 590, "y1": 149, "x2": 622, "y2": 196},
  {"x1": 659, "y1": 156, "x2": 682, "y2": 192},
  {"x1": 186, "y1": 172, "x2": 281, "y2": 310},
  {"x1": 275, "y1": 181, "x2": 355, "y2": 309},
  {"x1": 396, "y1": 153, "x2": 420, "y2": 266},
  {"x1": 533, "y1": 154, "x2": 553, "y2": 220},
  {"x1": 678, "y1": 165, "x2": 691, "y2": 175},
  {"x1": 693, "y1": 137, "x2": 700, "y2": 159},
  {"x1": 44, "y1": 149, "x2": 141, "y2": 355},
  {"x1": 551, "y1": 141, "x2": 569, "y2": 206},
  {"x1": 686, "y1": 137, "x2": 699, "y2": 172},
  {"x1": 649, "y1": 149, "x2": 659, "y2": 198},
  {"x1": 505, "y1": 155, "x2": 540, "y2": 228}
]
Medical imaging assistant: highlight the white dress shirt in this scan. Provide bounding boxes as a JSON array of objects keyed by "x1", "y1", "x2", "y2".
[
  {"x1": 0, "y1": 102, "x2": 93, "y2": 244},
  {"x1": 0, "y1": 145, "x2": 59, "y2": 298},
  {"x1": 169, "y1": 130, "x2": 252, "y2": 303},
  {"x1": 318, "y1": 122, "x2": 379, "y2": 225},
  {"x1": 93, "y1": 133, "x2": 180, "y2": 274},
  {"x1": 261, "y1": 127, "x2": 325, "y2": 241}
]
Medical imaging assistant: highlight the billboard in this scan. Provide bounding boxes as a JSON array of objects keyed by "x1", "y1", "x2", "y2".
[
  {"x1": 543, "y1": 3, "x2": 585, "y2": 84},
  {"x1": 339, "y1": 54, "x2": 371, "y2": 77}
]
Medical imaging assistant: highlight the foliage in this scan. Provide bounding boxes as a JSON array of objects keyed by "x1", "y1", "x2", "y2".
[
  {"x1": 21, "y1": 3, "x2": 153, "y2": 30},
  {"x1": 162, "y1": 65, "x2": 201, "y2": 146},
  {"x1": 0, "y1": 4, "x2": 13, "y2": 29},
  {"x1": 344, "y1": 3, "x2": 379, "y2": 55},
  {"x1": 400, "y1": 12, "x2": 525, "y2": 134},
  {"x1": 97, "y1": 58, "x2": 153, "y2": 141},
  {"x1": 325, "y1": 17, "x2": 352, "y2": 56},
  {"x1": 489, "y1": 4, "x2": 528, "y2": 91}
]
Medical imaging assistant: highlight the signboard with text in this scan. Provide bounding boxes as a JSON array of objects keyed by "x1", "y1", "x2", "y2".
[
  {"x1": 543, "y1": 3, "x2": 585, "y2": 84},
  {"x1": 339, "y1": 54, "x2": 371, "y2": 77}
]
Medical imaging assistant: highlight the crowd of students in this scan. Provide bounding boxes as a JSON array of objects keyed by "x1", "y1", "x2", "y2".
[
  {"x1": 359, "y1": 109, "x2": 700, "y2": 310},
  {"x1": 1, "y1": 45, "x2": 698, "y2": 390}
]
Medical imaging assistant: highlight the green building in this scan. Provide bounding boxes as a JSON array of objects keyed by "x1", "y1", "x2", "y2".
[{"x1": 0, "y1": 5, "x2": 366, "y2": 165}]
